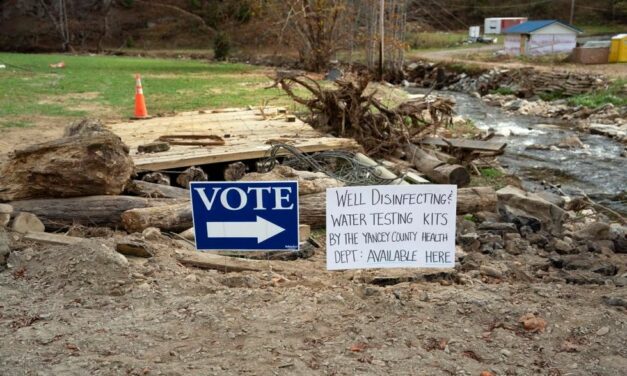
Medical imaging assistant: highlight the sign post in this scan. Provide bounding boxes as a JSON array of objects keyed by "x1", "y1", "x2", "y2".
[
  {"x1": 326, "y1": 185, "x2": 457, "y2": 270},
  {"x1": 190, "y1": 181, "x2": 299, "y2": 251}
]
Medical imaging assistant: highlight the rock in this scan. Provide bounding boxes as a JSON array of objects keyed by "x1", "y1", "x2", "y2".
[
  {"x1": 564, "y1": 196, "x2": 588, "y2": 211},
  {"x1": 480, "y1": 265, "x2": 503, "y2": 278},
  {"x1": 535, "y1": 191, "x2": 565, "y2": 208},
  {"x1": 506, "y1": 238, "x2": 530, "y2": 255},
  {"x1": 596, "y1": 326, "x2": 610, "y2": 336},
  {"x1": 525, "y1": 144, "x2": 550, "y2": 151},
  {"x1": 557, "y1": 135, "x2": 585, "y2": 149},
  {"x1": 11, "y1": 212, "x2": 45, "y2": 233},
  {"x1": 0, "y1": 228, "x2": 9, "y2": 265},
  {"x1": 477, "y1": 222, "x2": 518, "y2": 233},
  {"x1": 176, "y1": 166, "x2": 208, "y2": 188},
  {"x1": 575, "y1": 222, "x2": 610, "y2": 241},
  {"x1": 115, "y1": 240, "x2": 153, "y2": 258},
  {"x1": 0, "y1": 214, "x2": 9, "y2": 227},
  {"x1": 609, "y1": 224, "x2": 626, "y2": 253},
  {"x1": 459, "y1": 233, "x2": 480, "y2": 252},
  {"x1": 497, "y1": 185, "x2": 565, "y2": 234},
  {"x1": 137, "y1": 141, "x2": 170, "y2": 153},
  {"x1": 602, "y1": 296, "x2": 627, "y2": 308},
  {"x1": 142, "y1": 172, "x2": 171, "y2": 186},
  {"x1": 551, "y1": 238, "x2": 575, "y2": 254},
  {"x1": 0, "y1": 203, "x2": 13, "y2": 214},
  {"x1": 525, "y1": 231, "x2": 549, "y2": 247},
  {"x1": 142, "y1": 227, "x2": 161, "y2": 241}
]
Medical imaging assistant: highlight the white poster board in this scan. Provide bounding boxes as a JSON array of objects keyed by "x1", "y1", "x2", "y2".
[{"x1": 326, "y1": 185, "x2": 457, "y2": 270}]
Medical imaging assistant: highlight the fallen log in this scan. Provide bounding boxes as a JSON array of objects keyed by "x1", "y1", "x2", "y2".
[
  {"x1": 121, "y1": 203, "x2": 192, "y2": 233},
  {"x1": 125, "y1": 180, "x2": 190, "y2": 199},
  {"x1": 177, "y1": 250, "x2": 287, "y2": 272},
  {"x1": 242, "y1": 165, "x2": 343, "y2": 195},
  {"x1": 298, "y1": 187, "x2": 495, "y2": 225},
  {"x1": 0, "y1": 120, "x2": 134, "y2": 201},
  {"x1": 23, "y1": 231, "x2": 83, "y2": 246},
  {"x1": 10, "y1": 196, "x2": 178, "y2": 230},
  {"x1": 457, "y1": 187, "x2": 497, "y2": 214},
  {"x1": 405, "y1": 144, "x2": 470, "y2": 187},
  {"x1": 299, "y1": 192, "x2": 326, "y2": 228}
]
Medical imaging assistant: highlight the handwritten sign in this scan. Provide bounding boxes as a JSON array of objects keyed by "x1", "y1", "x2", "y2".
[{"x1": 326, "y1": 185, "x2": 457, "y2": 270}]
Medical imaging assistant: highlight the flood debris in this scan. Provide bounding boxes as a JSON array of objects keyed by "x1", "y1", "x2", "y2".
[{"x1": 0, "y1": 119, "x2": 134, "y2": 201}]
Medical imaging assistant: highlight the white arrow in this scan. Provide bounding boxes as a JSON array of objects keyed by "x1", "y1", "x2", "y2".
[{"x1": 206, "y1": 216, "x2": 285, "y2": 243}]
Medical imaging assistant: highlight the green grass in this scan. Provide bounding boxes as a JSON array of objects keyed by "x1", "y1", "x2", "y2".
[
  {"x1": 568, "y1": 79, "x2": 627, "y2": 108},
  {"x1": 580, "y1": 24, "x2": 627, "y2": 36},
  {"x1": 0, "y1": 52, "x2": 291, "y2": 128},
  {"x1": 470, "y1": 167, "x2": 509, "y2": 190},
  {"x1": 491, "y1": 87, "x2": 515, "y2": 96},
  {"x1": 406, "y1": 32, "x2": 467, "y2": 50}
]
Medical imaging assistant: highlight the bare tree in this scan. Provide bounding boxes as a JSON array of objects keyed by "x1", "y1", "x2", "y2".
[{"x1": 39, "y1": 0, "x2": 71, "y2": 51}]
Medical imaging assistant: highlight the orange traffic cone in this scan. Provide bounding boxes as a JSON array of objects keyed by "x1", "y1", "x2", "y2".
[{"x1": 134, "y1": 73, "x2": 149, "y2": 119}]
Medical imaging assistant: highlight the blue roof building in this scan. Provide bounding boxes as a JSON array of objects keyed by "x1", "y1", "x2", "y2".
[{"x1": 503, "y1": 20, "x2": 582, "y2": 56}]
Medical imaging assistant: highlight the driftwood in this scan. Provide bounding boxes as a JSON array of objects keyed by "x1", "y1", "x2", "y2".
[
  {"x1": 176, "y1": 166, "x2": 208, "y2": 188},
  {"x1": 177, "y1": 251, "x2": 288, "y2": 273},
  {"x1": 299, "y1": 192, "x2": 326, "y2": 228},
  {"x1": 297, "y1": 188, "x2": 495, "y2": 226},
  {"x1": 405, "y1": 144, "x2": 470, "y2": 187},
  {"x1": 242, "y1": 165, "x2": 344, "y2": 195},
  {"x1": 121, "y1": 203, "x2": 192, "y2": 233},
  {"x1": 0, "y1": 120, "x2": 134, "y2": 201},
  {"x1": 10, "y1": 196, "x2": 178, "y2": 230},
  {"x1": 272, "y1": 72, "x2": 453, "y2": 157},
  {"x1": 142, "y1": 172, "x2": 171, "y2": 186},
  {"x1": 224, "y1": 161, "x2": 247, "y2": 181},
  {"x1": 125, "y1": 180, "x2": 190, "y2": 199}
]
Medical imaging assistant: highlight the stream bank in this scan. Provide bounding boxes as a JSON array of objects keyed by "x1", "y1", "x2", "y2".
[{"x1": 408, "y1": 88, "x2": 626, "y2": 216}]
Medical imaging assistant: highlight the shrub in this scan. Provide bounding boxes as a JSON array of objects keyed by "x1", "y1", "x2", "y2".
[{"x1": 213, "y1": 32, "x2": 231, "y2": 61}]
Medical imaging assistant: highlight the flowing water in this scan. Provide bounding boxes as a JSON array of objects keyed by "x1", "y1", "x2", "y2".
[{"x1": 408, "y1": 89, "x2": 627, "y2": 215}]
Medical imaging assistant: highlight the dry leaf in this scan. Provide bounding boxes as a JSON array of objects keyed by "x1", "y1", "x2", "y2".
[
  {"x1": 349, "y1": 342, "x2": 368, "y2": 352},
  {"x1": 480, "y1": 371, "x2": 495, "y2": 376}
]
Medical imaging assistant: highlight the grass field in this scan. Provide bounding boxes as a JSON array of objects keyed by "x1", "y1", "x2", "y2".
[{"x1": 0, "y1": 53, "x2": 293, "y2": 129}]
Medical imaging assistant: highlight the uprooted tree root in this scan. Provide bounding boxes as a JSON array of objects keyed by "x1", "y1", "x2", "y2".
[{"x1": 271, "y1": 72, "x2": 454, "y2": 156}]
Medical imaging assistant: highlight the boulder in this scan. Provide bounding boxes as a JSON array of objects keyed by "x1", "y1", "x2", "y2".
[
  {"x1": 575, "y1": 222, "x2": 611, "y2": 241},
  {"x1": 497, "y1": 186, "x2": 565, "y2": 234},
  {"x1": 557, "y1": 135, "x2": 585, "y2": 149},
  {"x1": 0, "y1": 204, "x2": 12, "y2": 226},
  {"x1": 0, "y1": 228, "x2": 9, "y2": 265},
  {"x1": 11, "y1": 212, "x2": 45, "y2": 233}
]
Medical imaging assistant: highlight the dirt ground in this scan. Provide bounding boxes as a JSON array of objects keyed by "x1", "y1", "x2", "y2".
[{"x1": 1, "y1": 230, "x2": 625, "y2": 376}]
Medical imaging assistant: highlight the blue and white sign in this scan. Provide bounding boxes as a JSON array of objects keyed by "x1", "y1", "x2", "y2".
[{"x1": 190, "y1": 181, "x2": 299, "y2": 251}]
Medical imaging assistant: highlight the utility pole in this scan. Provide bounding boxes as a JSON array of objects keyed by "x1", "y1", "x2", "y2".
[
  {"x1": 569, "y1": 0, "x2": 575, "y2": 24},
  {"x1": 379, "y1": 0, "x2": 384, "y2": 81}
]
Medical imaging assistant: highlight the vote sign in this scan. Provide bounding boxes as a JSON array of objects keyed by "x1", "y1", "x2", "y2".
[{"x1": 190, "y1": 181, "x2": 299, "y2": 251}]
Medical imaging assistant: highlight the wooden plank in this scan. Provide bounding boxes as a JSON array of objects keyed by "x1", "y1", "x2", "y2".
[
  {"x1": 133, "y1": 138, "x2": 359, "y2": 171},
  {"x1": 420, "y1": 137, "x2": 507, "y2": 152},
  {"x1": 177, "y1": 250, "x2": 287, "y2": 272},
  {"x1": 107, "y1": 107, "x2": 360, "y2": 172},
  {"x1": 24, "y1": 231, "x2": 84, "y2": 246}
]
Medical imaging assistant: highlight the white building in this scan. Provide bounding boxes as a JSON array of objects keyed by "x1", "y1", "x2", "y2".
[
  {"x1": 503, "y1": 20, "x2": 582, "y2": 56},
  {"x1": 484, "y1": 17, "x2": 527, "y2": 35}
]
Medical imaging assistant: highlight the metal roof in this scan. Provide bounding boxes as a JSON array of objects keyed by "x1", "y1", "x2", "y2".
[{"x1": 503, "y1": 20, "x2": 582, "y2": 34}]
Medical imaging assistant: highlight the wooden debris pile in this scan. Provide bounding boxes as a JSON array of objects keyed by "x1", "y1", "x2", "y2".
[
  {"x1": 272, "y1": 72, "x2": 485, "y2": 187},
  {"x1": 403, "y1": 61, "x2": 608, "y2": 97},
  {"x1": 272, "y1": 72, "x2": 454, "y2": 156}
]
